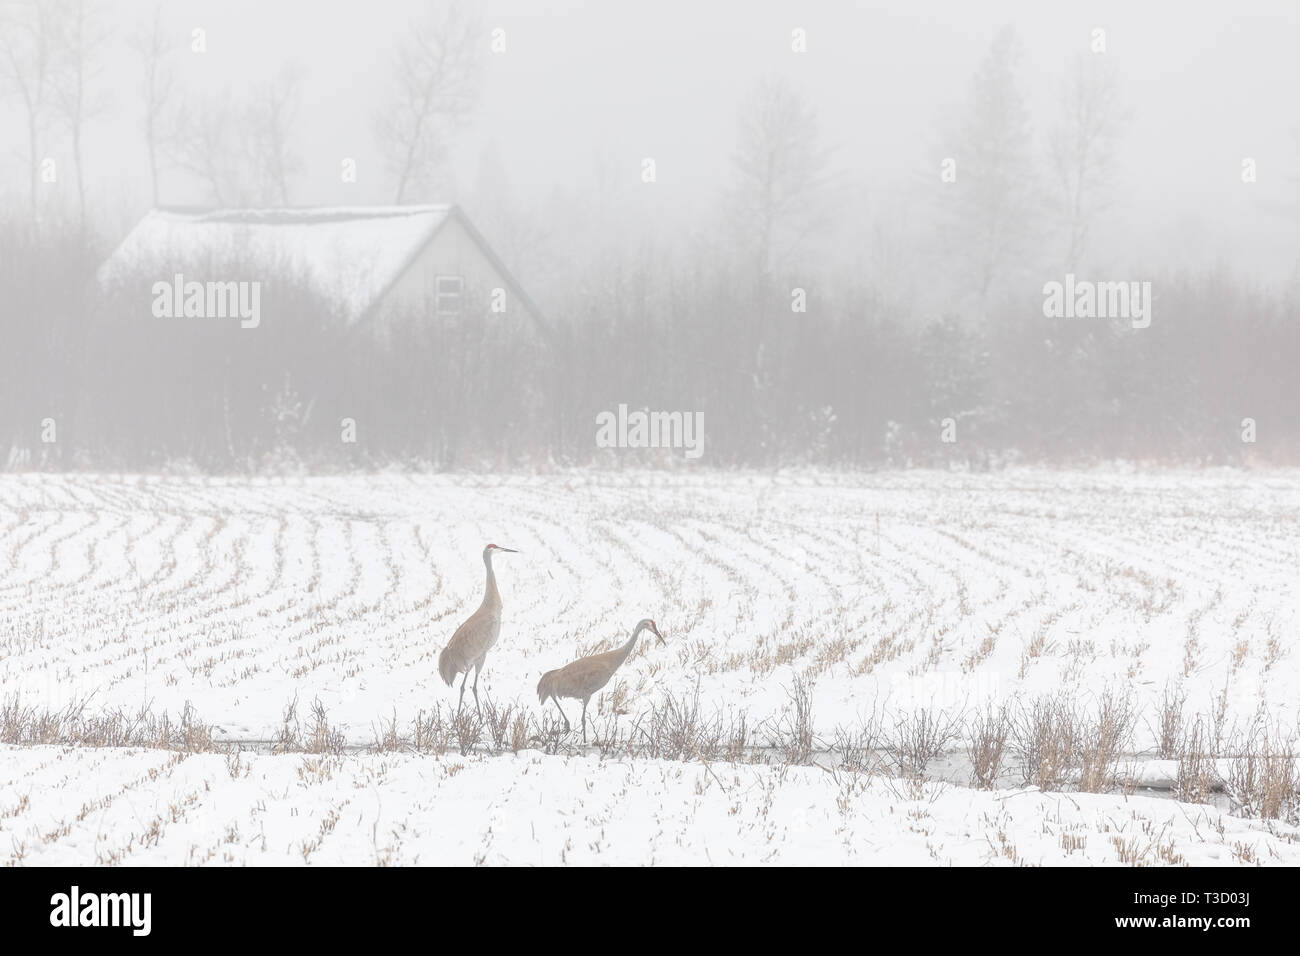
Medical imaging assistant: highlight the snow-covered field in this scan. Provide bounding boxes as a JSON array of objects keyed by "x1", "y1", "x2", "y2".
[
  {"x1": 1, "y1": 470, "x2": 1298, "y2": 864},
  {"x1": 4, "y1": 745, "x2": 1298, "y2": 865}
]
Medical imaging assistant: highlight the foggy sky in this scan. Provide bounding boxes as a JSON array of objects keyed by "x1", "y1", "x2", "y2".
[{"x1": 3, "y1": 0, "x2": 1298, "y2": 282}]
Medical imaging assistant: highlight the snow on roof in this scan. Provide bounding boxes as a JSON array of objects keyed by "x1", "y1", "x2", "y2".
[{"x1": 96, "y1": 205, "x2": 456, "y2": 323}]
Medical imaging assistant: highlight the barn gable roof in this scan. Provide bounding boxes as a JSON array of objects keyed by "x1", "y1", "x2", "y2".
[{"x1": 96, "y1": 205, "x2": 549, "y2": 332}]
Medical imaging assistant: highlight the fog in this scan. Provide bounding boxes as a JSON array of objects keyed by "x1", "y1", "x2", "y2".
[
  {"x1": 1, "y1": 1, "x2": 1292, "y2": 276},
  {"x1": 1, "y1": 0, "x2": 1297, "y2": 469}
]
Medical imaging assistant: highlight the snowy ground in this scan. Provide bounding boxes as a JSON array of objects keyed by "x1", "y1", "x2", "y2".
[
  {"x1": 4, "y1": 746, "x2": 1298, "y2": 866},
  {"x1": 1, "y1": 470, "x2": 1298, "y2": 864}
]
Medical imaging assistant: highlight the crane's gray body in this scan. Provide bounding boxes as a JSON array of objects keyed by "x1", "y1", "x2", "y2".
[
  {"x1": 537, "y1": 618, "x2": 664, "y2": 741},
  {"x1": 438, "y1": 545, "x2": 513, "y2": 712}
]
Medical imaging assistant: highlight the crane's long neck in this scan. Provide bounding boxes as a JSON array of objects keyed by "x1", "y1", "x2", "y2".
[
  {"x1": 616, "y1": 623, "x2": 647, "y2": 665},
  {"x1": 482, "y1": 553, "x2": 502, "y2": 609}
]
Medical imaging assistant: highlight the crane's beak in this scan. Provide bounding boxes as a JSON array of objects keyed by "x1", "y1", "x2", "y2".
[
  {"x1": 496, "y1": 547, "x2": 518, "y2": 553},
  {"x1": 653, "y1": 624, "x2": 666, "y2": 645}
]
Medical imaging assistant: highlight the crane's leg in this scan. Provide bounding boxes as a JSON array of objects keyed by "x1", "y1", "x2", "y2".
[
  {"x1": 471, "y1": 661, "x2": 482, "y2": 716},
  {"x1": 551, "y1": 698, "x2": 570, "y2": 732},
  {"x1": 457, "y1": 670, "x2": 468, "y2": 714},
  {"x1": 581, "y1": 698, "x2": 589, "y2": 744}
]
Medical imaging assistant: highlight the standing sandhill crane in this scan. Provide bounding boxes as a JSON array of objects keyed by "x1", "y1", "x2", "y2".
[
  {"x1": 438, "y1": 543, "x2": 517, "y2": 714},
  {"x1": 536, "y1": 618, "x2": 665, "y2": 742}
]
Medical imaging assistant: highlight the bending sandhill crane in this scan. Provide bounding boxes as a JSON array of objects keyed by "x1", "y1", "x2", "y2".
[
  {"x1": 438, "y1": 543, "x2": 517, "y2": 714},
  {"x1": 537, "y1": 618, "x2": 665, "y2": 742}
]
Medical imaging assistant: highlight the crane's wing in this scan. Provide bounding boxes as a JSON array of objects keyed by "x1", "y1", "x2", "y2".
[{"x1": 439, "y1": 606, "x2": 498, "y2": 684}]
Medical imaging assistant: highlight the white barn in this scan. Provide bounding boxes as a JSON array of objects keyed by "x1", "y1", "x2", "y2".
[{"x1": 96, "y1": 205, "x2": 548, "y2": 333}]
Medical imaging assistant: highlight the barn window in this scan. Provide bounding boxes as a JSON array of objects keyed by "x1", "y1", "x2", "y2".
[{"x1": 435, "y1": 275, "x2": 464, "y2": 315}]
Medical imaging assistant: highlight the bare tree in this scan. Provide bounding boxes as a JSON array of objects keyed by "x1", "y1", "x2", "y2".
[
  {"x1": 725, "y1": 74, "x2": 832, "y2": 280},
  {"x1": 938, "y1": 27, "x2": 1039, "y2": 310},
  {"x1": 720, "y1": 75, "x2": 835, "y2": 455},
  {"x1": 129, "y1": 1, "x2": 172, "y2": 207},
  {"x1": 168, "y1": 95, "x2": 240, "y2": 206},
  {"x1": 166, "y1": 70, "x2": 300, "y2": 209},
  {"x1": 247, "y1": 68, "x2": 302, "y2": 205},
  {"x1": 0, "y1": 0, "x2": 62, "y2": 228},
  {"x1": 1048, "y1": 55, "x2": 1127, "y2": 272},
  {"x1": 376, "y1": 2, "x2": 482, "y2": 203},
  {"x1": 52, "y1": 0, "x2": 110, "y2": 238}
]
